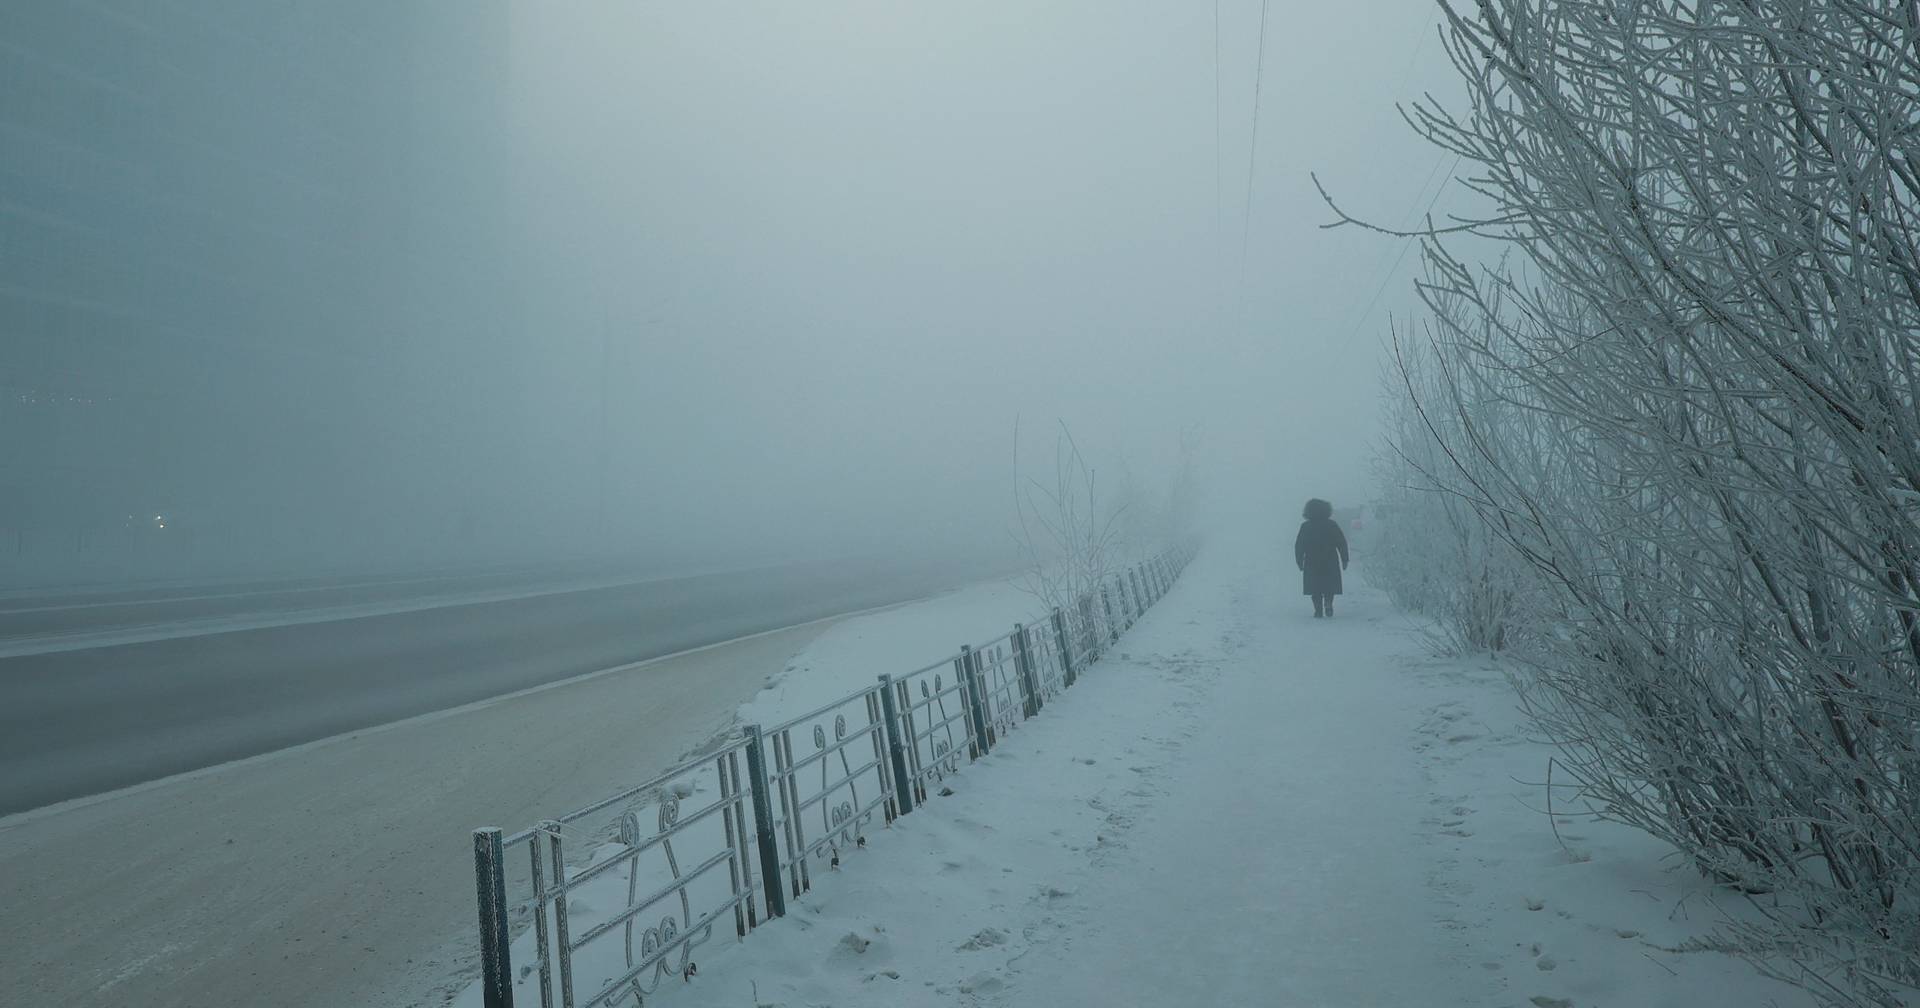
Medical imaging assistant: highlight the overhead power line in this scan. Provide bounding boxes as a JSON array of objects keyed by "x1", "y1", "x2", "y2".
[
  {"x1": 1340, "y1": 152, "x2": 1462, "y2": 348},
  {"x1": 1236, "y1": 0, "x2": 1271, "y2": 294},
  {"x1": 1333, "y1": 21, "x2": 1454, "y2": 347},
  {"x1": 1213, "y1": 0, "x2": 1223, "y2": 253}
]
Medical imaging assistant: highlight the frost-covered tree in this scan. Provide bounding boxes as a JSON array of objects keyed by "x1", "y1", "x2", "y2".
[
  {"x1": 1368, "y1": 307, "x2": 1533, "y2": 654},
  {"x1": 1011, "y1": 420, "x2": 1196, "y2": 639},
  {"x1": 1338, "y1": 2, "x2": 1920, "y2": 1002},
  {"x1": 1011, "y1": 421, "x2": 1129, "y2": 636}
]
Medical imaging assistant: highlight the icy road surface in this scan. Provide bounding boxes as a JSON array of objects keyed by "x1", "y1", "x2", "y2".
[{"x1": 0, "y1": 558, "x2": 992, "y2": 815}]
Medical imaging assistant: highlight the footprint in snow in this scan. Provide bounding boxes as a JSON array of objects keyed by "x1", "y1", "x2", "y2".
[{"x1": 957, "y1": 927, "x2": 1007, "y2": 951}]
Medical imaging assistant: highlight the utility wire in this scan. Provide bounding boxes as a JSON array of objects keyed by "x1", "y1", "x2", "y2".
[
  {"x1": 1213, "y1": 0, "x2": 1225, "y2": 320},
  {"x1": 1236, "y1": 0, "x2": 1270, "y2": 294},
  {"x1": 1333, "y1": 22, "x2": 1452, "y2": 346},
  {"x1": 1337, "y1": 24, "x2": 1437, "y2": 324},
  {"x1": 1345, "y1": 149, "x2": 1447, "y2": 326},
  {"x1": 1213, "y1": 0, "x2": 1222, "y2": 253},
  {"x1": 1384, "y1": 22, "x2": 1435, "y2": 118},
  {"x1": 1341, "y1": 152, "x2": 1462, "y2": 347}
]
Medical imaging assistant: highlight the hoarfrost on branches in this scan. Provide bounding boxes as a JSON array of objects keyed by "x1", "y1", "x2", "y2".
[{"x1": 1352, "y1": 2, "x2": 1920, "y2": 1003}]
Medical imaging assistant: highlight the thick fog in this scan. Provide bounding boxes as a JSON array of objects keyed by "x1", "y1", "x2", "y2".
[
  {"x1": 501, "y1": 0, "x2": 1460, "y2": 565},
  {"x1": 3, "y1": 1, "x2": 1459, "y2": 587}
]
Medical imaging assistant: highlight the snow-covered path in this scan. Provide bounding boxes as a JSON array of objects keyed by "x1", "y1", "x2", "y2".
[
  {"x1": 1011, "y1": 550, "x2": 1458, "y2": 1005},
  {"x1": 644, "y1": 538, "x2": 1818, "y2": 1008}
]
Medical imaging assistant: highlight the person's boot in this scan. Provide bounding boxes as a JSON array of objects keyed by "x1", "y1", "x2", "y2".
[
  {"x1": 1325, "y1": 598, "x2": 1335, "y2": 618},
  {"x1": 1312, "y1": 597, "x2": 1324, "y2": 618}
]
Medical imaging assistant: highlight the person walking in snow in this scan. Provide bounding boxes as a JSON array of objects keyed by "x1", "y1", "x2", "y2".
[{"x1": 1295, "y1": 498, "x2": 1349, "y2": 618}]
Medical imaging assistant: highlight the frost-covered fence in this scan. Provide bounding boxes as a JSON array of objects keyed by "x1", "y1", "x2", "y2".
[{"x1": 470, "y1": 544, "x2": 1197, "y2": 1008}]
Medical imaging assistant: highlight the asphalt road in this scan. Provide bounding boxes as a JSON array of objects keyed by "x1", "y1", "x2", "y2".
[
  {"x1": 0, "y1": 614, "x2": 835, "y2": 1008},
  {"x1": 0, "y1": 563, "x2": 587, "y2": 640},
  {"x1": 0, "y1": 558, "x2": 994, "y2": 815}
]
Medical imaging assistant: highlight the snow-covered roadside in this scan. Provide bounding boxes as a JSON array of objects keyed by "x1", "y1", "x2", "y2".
[
  {"x1": 735, "y1": 576, "x2": 1043, "y2": 731},
  {"x1": 458, "y1": 542, "x2": 1820, "y2": 1007}
]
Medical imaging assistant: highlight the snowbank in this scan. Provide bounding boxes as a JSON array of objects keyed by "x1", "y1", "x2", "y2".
[{"x1": 735, "y1": 577, "x2": 1042, "y2": 733}]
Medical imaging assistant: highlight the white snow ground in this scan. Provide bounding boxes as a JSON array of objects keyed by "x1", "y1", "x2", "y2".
[
  {"x1": 736, "y1": 576, "x2": 1045, "y2": 732},
  {"x1": 458, "y1": 543, "x2": 1820, "y2": 1007}
]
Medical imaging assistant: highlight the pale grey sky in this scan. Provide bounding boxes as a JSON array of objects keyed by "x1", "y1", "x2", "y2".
[{"x1": 503, "y1": 0, "x2": 1464, "y2": 557}]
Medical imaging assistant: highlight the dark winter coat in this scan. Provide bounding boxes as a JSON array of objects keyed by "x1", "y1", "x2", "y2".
[{"x1": 1295, "y1": 517, "x2": 1349, "y2": 596}]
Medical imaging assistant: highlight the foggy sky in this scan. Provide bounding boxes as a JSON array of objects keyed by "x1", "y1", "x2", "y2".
[
  {"x1": 6, "y1": 2, "x2": 1469, "y2": 586},
  {"x1": 502, "y1": 0, "x2": 1464, "y2": 561}
]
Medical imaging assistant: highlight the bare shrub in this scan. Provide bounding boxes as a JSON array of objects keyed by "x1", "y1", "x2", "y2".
[{"x1": 1340, "y1": 2, "x2": 1920, "y2": 1001}]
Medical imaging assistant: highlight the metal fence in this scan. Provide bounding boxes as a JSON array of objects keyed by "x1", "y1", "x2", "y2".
[{"x1": 471, "y1": 543, "x2": 1198, "y2": 1008}]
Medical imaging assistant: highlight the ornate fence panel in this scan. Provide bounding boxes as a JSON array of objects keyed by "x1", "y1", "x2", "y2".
[
  {"x1": 1023, "y1": 619, "x2": 1069, "y2": 702},
  {"x1": 888, "y1": 654, "x2": 977, "y2": 802},
  {"x1": 970, "y1": 631, "x2": 1027, "y2": 742},
  {"x1": 1072, "y1": 592, "x2": 1104, "y2": 666},
  {"x1": 473, "y1": 544, "x2": 1200, "y2": 1008},
  {"x1": 764, "y1": 687, "x2": 895, "y2": 900},
  {"x1": 484, "y1": 741, "x2": 766, "y2": 1008}
]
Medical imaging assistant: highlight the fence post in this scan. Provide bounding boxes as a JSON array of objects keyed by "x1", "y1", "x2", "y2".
[
  {"x1": 1051, "y1": 607, "x2": 1076, "y2": 688},
  {"x1": 742, "y1": 725, "x2": 788, "y2": 919},
  {"x1": 951, "y1": 653, "x2": 981, "y2": 759},
  {"x1": 960, "y1": 644, "x2": 994, "y2": 753},
  {"x1": 1130, "y1": 567, "x2": 1147, "y2": 615},
  {"x1": 1011, "y1": 624, "x2": 1041, "y2": 718},
  {"x1": 875, "y1": 675, "x2": 916, "y2": 816},
  {"x1": 1101, "y1": 582, "x2": 1117, "y2": 642},
  {"x1": 473, "y1": 828, "x2": 515, "y2": 1008}
]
